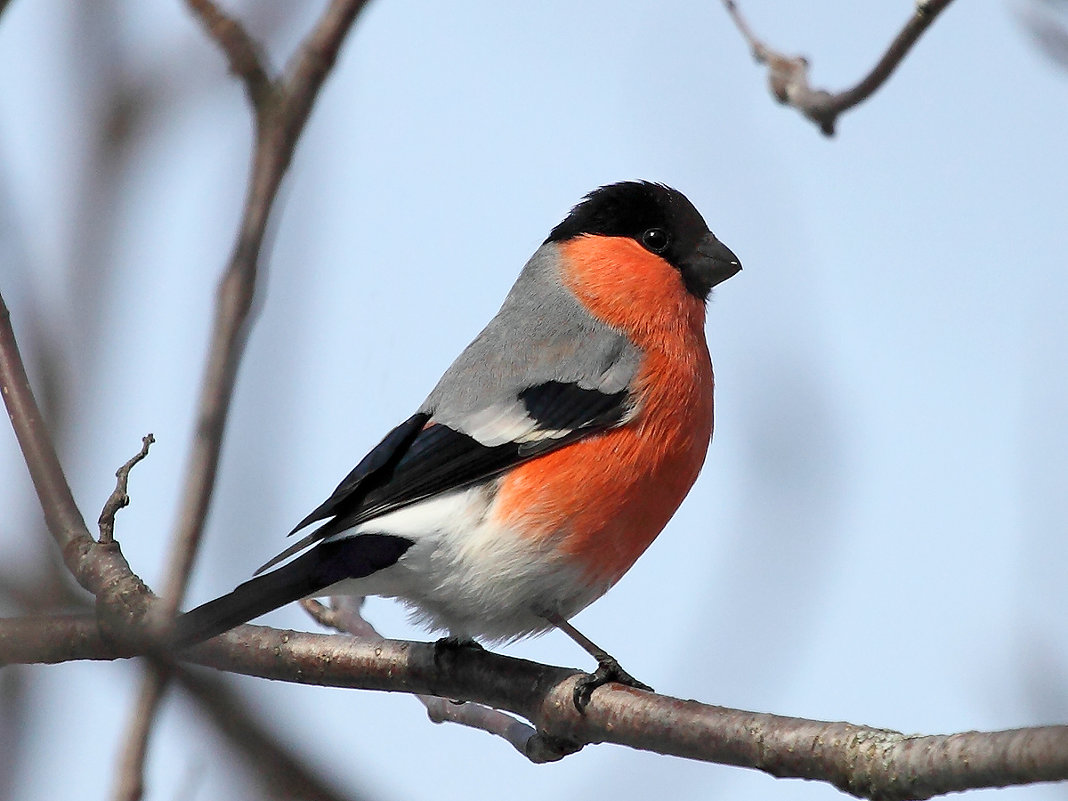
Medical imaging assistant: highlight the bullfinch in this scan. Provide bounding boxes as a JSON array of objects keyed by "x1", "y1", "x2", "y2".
[{"x1": 175, "y1": 181, "x2": 741, "y2": 708}]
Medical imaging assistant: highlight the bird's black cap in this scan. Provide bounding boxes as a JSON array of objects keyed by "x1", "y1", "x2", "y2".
[{"x1": 545, "y1": 181, "x2": 741, "y2": 300}]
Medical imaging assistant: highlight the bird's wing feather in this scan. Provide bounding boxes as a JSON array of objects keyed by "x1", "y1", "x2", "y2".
[{"x1": 257, "y1": 244, "x2": 643, "y2": 574}]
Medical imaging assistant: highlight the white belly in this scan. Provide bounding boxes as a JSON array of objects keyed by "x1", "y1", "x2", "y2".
[{"x1": 321, "y1": 484, "x2": 610, "y2": 641}]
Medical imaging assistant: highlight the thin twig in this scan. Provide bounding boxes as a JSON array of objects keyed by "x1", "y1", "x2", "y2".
[
  {"x1": 0, "y1": 293, "x2": 93, "y2": 555},
  {"x1": 185, "y1": 0, "x2": 272, "y2": 107},
  {"x1": 722, "y1": 0, "x2": 956, "y2": 135},
  {"x1": 98, "y1": 434, "x2": 155, "y2": 544}
]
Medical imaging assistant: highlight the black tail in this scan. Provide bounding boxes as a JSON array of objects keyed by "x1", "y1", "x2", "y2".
[{"x1": 173, "y1": 533, "x2": 414, "y2": 647}]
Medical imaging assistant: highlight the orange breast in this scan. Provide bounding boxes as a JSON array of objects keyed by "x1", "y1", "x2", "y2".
[{"x1": 489, "y1": 236, "x2": 715, "y2": 586}]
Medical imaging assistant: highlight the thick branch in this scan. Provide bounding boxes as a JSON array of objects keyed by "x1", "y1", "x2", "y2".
[
  {"x1": 4, "y1": 613, "x2": 1063, "y2": 800},
  {"x1": 188, "y1": 629, "x2": 1068, "y2": 800},
  {"x1": 723, "y1": 0, "x2": 956, "y2": 135},
  {"x1": 0, "y1": 614, "x2": 136, "y2": 665}
]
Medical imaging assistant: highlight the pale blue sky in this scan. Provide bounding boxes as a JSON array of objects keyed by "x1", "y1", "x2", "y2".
[{"x1": 1, "y1": 2, "x2": 1067, "y2": 800}]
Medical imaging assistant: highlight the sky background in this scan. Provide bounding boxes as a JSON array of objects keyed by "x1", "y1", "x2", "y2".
[{"x1": 1, "y1": 1, "x2": 1067, "y2": 799}]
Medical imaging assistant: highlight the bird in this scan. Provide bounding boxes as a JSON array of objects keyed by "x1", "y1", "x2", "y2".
[{"x1": 175, "y1": 180, "x2": 741, "y2": 709}]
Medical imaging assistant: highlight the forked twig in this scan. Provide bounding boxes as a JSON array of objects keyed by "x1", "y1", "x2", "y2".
[{"x1": 723, "y1": 0, "x2": 956, "y2": 135}]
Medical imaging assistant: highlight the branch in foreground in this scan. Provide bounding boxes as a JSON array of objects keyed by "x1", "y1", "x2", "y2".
[
  {"x1": 0, "y1": 615, "x2": 359, "y2": 801},
  {"x1": 303, "y1": 598, "x2": 580, "y2": 763},
  {"x1": 722, "y1": 0, "x2": 956, "y2": 135},
  {"x1": 4, "y1": 614, "x2": 1066, "y2": 800}
]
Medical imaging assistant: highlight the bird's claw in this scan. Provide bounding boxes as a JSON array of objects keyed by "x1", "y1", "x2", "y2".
[
  {"x1": 432, "y1": 636, "x2": 483, "y2": 666},
  {"x1": 572, "y1": 655, "x2": 653, "y2": 713},
  {"x1": 432, "y1": 637, "x2": 485, "y2": 704}
]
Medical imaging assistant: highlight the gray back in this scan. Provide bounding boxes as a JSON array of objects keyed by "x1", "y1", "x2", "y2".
[{"x1": 420, "y1": 243, "x2": 642, "y2": 425}]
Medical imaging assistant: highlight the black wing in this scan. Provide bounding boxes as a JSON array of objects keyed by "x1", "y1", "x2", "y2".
[{"x1": 257, "y1": 382, "x2": 631, "y2": 573}]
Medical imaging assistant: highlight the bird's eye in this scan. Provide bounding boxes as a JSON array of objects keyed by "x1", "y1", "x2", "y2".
[{"x1": 641, "y1": 228, "x2": 669, "y2": 253}]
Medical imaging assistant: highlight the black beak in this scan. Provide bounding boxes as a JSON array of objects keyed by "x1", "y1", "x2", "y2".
[
  {"x1": 698, "y1": 232, "x2": 742, "y2": 288},
  {"x1": 681, "y1": 232, "x2": 742, "y2": 300}
]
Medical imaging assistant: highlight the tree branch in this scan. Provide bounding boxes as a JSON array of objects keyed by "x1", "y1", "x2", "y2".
[
  {"x1": 303, "y1": 598, "x2": 581, "y2": 763},
  {"x1": 112, "y1": 4, "x2": 371, "y2": 797},
  {"x1": 98, "y1": 434, "x2": 154, "y2": 545},
  {"x1": 4, "y1": 4, "x2": 1065, "y2": 798},
  {"x1": 112, "y1": 663, "x2": 170, "y2": 801},
  {"x1": 0, "y1": 614, "x2": 136, "y2": 665},
  {"x1": 0, "y1": 295, "x2": 94, "y2": 558},
  {"x1": 159, "y1": 0, "x2": 370, "y2": 622},
  {"x1": 0, "y1": 292, "x2": 151, "y2": 634},
  {"x1": 185, "y1": 0, "x2": 271, "y2": 107},
  {"x1": 3, "y1": 613, "x2": 1064, "y2": 800},
  {"x1": 722, "y1": 0, "x2": 956, "y2": 135}
]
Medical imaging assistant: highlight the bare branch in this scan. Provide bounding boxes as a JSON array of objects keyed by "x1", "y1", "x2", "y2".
[
  {"x1": 159, "y1": 0, "x2": 369, "y2": 620},
  {"x1": 279, "y1": 0, "x2": 372, "y2": 129},
  {"x1": 0, "y1": 291, "x2": 153, "y2": 632},
  {"x1": 420, "y1": 695, "x2": 580, "y2": 764},
  {"x1": 0, "y1": 613, "x2": 359, "y2": 801},
  {"x1": 189, "y1": 629, "x2": 1068, "y2": 799},
  {"x1": 112, "y1": 664, "x2": 169, "y2": 801},
  {"x1": 303, "y1": 598, "x2": 580, "y2": 763},
  {"x1": 113, "y1": 5, "x2": 370, "y2": 797},
  {"x1": 2, "y1": 613, "x2": 1066, "y2": 798},
  {"x1": 723, "y1": 0, "x2": 956, "y2": 135},
  {"x1": 98, "y1": 434, "x2": 155, "y2": 545},
  {"x1": 0, "y1": 293, "x2": 93, "y2": 555},
  {"x1": 185, "y1": 0, "x2": 272, "y2": 107},
  {"x1": 0, "y1": 614, "x2": 135, "y2": 665}
]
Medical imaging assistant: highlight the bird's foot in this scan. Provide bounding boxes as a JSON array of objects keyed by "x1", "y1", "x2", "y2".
[
  {"x1": 573, "y1": 654, "x2": 653, "y2": 713},
  {"x1": 432, "y1": 637, "x2": 484, "y2": 703},
  {"x1": 433, "y1": 636, "x2": 484, "y2": 656}
]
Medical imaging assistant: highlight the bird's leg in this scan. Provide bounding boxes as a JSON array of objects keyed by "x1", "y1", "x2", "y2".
[{"x1": 542, "y1": 612, "x2": 653, "y2": 712}]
